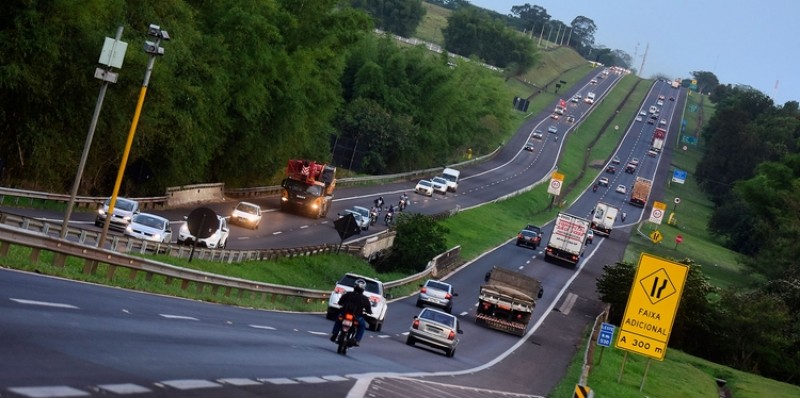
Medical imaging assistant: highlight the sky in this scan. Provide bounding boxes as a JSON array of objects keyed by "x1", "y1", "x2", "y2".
[{"x1": 467, "y1": 0, "x2": 798, "y2": 105}]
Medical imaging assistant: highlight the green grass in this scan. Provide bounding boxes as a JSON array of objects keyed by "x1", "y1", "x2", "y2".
[{"x1": 549, "y1": 337, "x2": 800, "y2": 398}]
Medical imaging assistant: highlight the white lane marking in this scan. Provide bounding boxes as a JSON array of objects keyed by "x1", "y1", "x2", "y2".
[
  {"x1": 8, "y1": 386, "x2": 90, "y2": 397},
  {"x1": 295, "y1": 376, "x2": 327, "y2": 384},
  {"x1": 218, "y1": 378, "x2": 261, "y2": 386},
  {"x1": 558, "y1": 293, "x2": 578, "y2": 315},
  {"x1": 158, "y1": 380, "x2": 221, "y2": 390},
  {"x1": 159, "y1": 314, "x2": 198, "y2": 321},
  {"x1": 300, "y1": 225, "x2": 309, "y2": 229},
  {"x1": 259, "y1": 378, "x2": 298, "y2": 385},
  {"x1": 460, "y1": 311, "x2": 469, "y2": 316},
  {"x1": 249, "y1": 324, "x2": 276, "y2": 330},
  {"x1": 322, "y1": 375, "x2": 350, "y2": 382},
  {"x1": 10, "y1": 299, "x2": 78, "y2": 310},
  {"x1": 307, "y1": 330, "x2": 328, "y2": 335},
  {"x1": 97, "y1": 383, "x2": 152, "y2": 394},
  {"x1": 272, "y1": 231, "x2": 283, "y2": 235}
]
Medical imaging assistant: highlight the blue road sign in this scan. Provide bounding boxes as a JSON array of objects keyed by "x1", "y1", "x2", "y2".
[
  {"x1": 672, "y1": 169, "x2": 687, "y2": 184},
  {"x1": 598, "y1": 322, "x2": 615, "y2": 347}
]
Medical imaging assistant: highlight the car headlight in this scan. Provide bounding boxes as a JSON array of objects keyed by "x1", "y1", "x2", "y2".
[
  {"x1": 152, "y1": 233, "x2": 162, "y2": 242},
  {"x1": 179, "y1": 223, "x2": 189, "y2": 234},
  {"x1": 125, "y1": 226, "x2": 133, "y2": 233},
  {"x1": 98, "y1": 208, "x2": 107, "y2": 216}
]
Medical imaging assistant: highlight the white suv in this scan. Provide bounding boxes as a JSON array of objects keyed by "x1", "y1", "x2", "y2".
[{"x1": 326, "y1": 273, "x2": 387, "y2": 332}]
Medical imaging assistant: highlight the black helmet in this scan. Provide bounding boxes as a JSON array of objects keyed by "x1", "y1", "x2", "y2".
[{"x1": 353, "y1": 279, "x2": 366, "y2": 294}]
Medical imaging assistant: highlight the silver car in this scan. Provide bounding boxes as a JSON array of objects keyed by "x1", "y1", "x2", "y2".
[
  {"x1": 125, "y1": 213, "x2": 172, "y2": 243},
  {"x1": 95, "y1": 197, "x2": 140, "y2": 230},
  {"x1": 338, "y1": 205, "x2": 371, "y2": 231},
  {"x1": 416, "y1": 279, "x2": 457, "y2": 313},
  {"x1": 406, "y1": 307, "x2": 462, "y2": 357},
  {"x1": 230, "y1": 201, "x2": 262, "y2": 229}
]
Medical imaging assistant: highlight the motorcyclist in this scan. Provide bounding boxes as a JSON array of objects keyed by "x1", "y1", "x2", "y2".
[
  {"x1": 385, "y1": 205, "x2": 395, "y2": 225},
  {"x1": 330, "y1": 279, "x2": 372, "y2": 346},
  {"x1": 592, "y1": 184, "x2": 598, "y2": 192},
  {"x1": 374, "y1": 196, "x2": 384, "y2": 211},
  {"x1": 369, "y1": 206, "x2": 379, "y2": 225}
]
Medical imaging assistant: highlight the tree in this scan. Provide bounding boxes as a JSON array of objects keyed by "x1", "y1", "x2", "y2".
[
  {"x1": 349, "y1": 0, "x2": 425, "y2": 37},
  {"x1": 375, "y1": 213, "x2": 449, "y2": 273},
  {"x1": 443, "y1": 7, "x2": 536, "y2": 69},
  {"x1": 569, "y1": 16, "x2": 596, "y2": 55},
  {"x1": 690, "y1": 70, "x2": 720, "y2": 95},
  {"x1": 509, "y1": 4, "x2": 550, "y2": 33}
]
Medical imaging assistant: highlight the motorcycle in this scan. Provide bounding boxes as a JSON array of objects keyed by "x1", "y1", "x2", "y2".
[
  {"x1": 334, "y1": 312, "x2": 359, "y2": 355},
  {"x1": 384, "y1": 211, "x2": 394, "y2": 226},
  {"x1": 398, "y1": 198, "x2": 407, "y2": 211},
  {"x1": 592, "y1": 184, "x2": 598, "y2": 193},
  {"x1": 374, "y1": 198, "x2": 384, "y2": 212},
  {"x1": 369, "y1": 209, "x2": 378, "y2": 225}
]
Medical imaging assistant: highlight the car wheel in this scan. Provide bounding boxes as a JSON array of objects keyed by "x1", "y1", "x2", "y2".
[
  {"x1": 445, "y1": 304, "x2": 452, "y2": 314},
  {"x1": 219, "y1": 239, "x2": 227, "y2": 249},
  {"x1": 446, "y1": 347, "x2": 455, "y2": 358},
  {"x1": 416, "y1": 299, "x2": 423, "y2": 308},
  {"x1": 375, "y1": 320, "x2": 383, "y2": 332},
  {"x1": 406, "y1": 336, "x2": 415, "y2": 346}
]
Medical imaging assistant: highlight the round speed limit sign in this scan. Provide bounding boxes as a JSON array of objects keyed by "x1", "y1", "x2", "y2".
[
  {"x1": 652, "y1": 209, "x2": 663, "y2": 219},
  {"x1": 550, "y1": 180, "x2": 561, "y2": 189}
]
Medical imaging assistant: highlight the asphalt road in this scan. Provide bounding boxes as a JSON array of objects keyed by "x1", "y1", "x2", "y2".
[{"x1": 0, "y1": 75, "x2": 685, "y2": 398}]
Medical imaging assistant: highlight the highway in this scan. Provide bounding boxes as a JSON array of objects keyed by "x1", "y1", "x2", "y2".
[{"x1": 0, "y1": 74, "x2": 685, "y2": 397}]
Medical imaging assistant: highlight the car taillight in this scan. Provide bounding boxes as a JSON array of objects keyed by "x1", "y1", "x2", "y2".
[
  {"x1": 448, "y1": 331, "x2": 456, "y2": 340},
  {"x1": 516, "y1": 314, "x2": 523, "y2": 320},
  {"x1": 445, "y1": 293, "x2": 452, "y2": 299},
  {"x1": 334, "y1": 287, "x2": 345, "y2": 294},
  {"x1": 412, "y1": 319, "x2": 420, "y2": 329},
  {"x1": 420, "y1": 287, "x2": 427, "y2": 294},
  {"x1": 369, "y1": 296, "x2": 379, "y2": 303},
  {"x1": 517, "y1": 233, "x2": 523, "y2": 239}
]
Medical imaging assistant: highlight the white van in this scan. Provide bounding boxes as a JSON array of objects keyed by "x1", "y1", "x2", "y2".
[{"x1": 441, "y1": 168, "x2": 461, "y2": 192}]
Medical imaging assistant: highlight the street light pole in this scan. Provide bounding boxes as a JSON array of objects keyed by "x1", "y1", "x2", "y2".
[
  {"x1": 98, "y1": 24, "x2": 169, "y2": 248},
  {"x1": 61, "y1": 26, "x2": 127, "y2": 239}
]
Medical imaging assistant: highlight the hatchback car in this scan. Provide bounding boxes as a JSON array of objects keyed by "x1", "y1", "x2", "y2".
[
  {"x1": 598, "y1": 177, "x2": 609, "y2": 187},
  {"x1": 125, "y1": 213, "x2": 172, "y2": 243},
  {"x1": 631, "y1": 157, "x2": 640, "y2": 165},
  {"x1": 547, "y1": 125, "x2": 558, "y2": 134},
  {"x1": 95, "y1": 197, "x2": 140, "y2": 231},
  {"x1": 431, "y1": 177, "x2": 449, "y2": 195},
  {"x1": 605, "y1": 165, "x2": 616, "y2": 174},
  {"x1": 532, "y1": 129, "x2": 544, "y2": 139},
  {"x1": 612, "y1": 156, "x2": 621, "y2": 164},
  {"x1": 566, "y1": 115, "x2": 576, "y2": 123},
  {"x1": 417, "y1": 279, "x2": 458, "y2": 313},
  {"x1": 550, "y1": 113, "x2": 559, "y2": 120},
  {"x1": 177, "y1": 215, "x2": 229, "y2": 249},
  {"x1": 327, "y1": 273, "x2": 387, "y2": 332},
  {"x1": 524, "y1": 145, "x2": 535, "y2": 152},
  {"x1": 516, "y1": 228, "x2": 541, "y2": 249},
  {"x1": 338, "y1": 205, "x2": 371, "y2": 231},
  {"x1": 616, "y1": 184, "x2": 627, "y2": 194},
  {"x1": 230, "y1": 201, "x2": 262, "y2": 229},
  {"x1": 635, "y1": 115, "x2": 643, "y2": 122},
  {"x1": 406, "y1": 307, "x2": 462, "y2": 357},
  {"x1": 415, "y1": 179, "x2": 434, "y2": 197}
]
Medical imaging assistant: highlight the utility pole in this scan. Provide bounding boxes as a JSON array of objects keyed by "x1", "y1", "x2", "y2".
[
  {"x1": 639, "y1": 42, "x2": 649, "y2": 78},
  {"x1": 61, "y1": 26, "x2": 127, "y2": 239},
  {"x1": 98, "y1": 24, "x2": 170, "y2": 248}
]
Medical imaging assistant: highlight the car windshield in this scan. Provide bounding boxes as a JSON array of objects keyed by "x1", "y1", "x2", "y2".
[
  {"x1": 106, "y1": 198, "x2": 136, "y2": 211},
  {"x1": 419, "y1": 180, "x2": 432, "y2": 187},
  {"x1": 433, "y1": 177, "x2": 447, "y2": 184},
  {"x1": 235, "y1": 203, "x2": 259, "y2": 215},
  {"x1": 134, "y1": 214, "x2": 165, "y2": 229},
  {"x1": 421, "y1": 309, "x2": 455, "y2": 328},
  {"x1": 353, "y1": 207, "x2": 369, "y2": 218},
  {"x1": 339, "y1": 275, "x2": 381, "y2": 295}
]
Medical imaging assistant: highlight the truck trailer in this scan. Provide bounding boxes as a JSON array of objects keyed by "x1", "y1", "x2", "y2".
[
  {"x1": 476, "y1": 267, "x2": 543, "y2": 336},
  {"x1": 630, "y1": 177, "x2": 652, "y2": 208},
  {"x1": 651, "y1": 128, "x2": 667, "y2": 152},
  {"x1": 544, "y1": 212, "x2": 590, "y2": 266}
]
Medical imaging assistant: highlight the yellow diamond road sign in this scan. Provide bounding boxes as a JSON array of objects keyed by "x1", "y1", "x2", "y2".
[
  {"x1": 649, "y1": 230, "x2": 663, "y2": 244},
  {"x1": 615, "y1": 253, "x2": 689, "y2": 360}
]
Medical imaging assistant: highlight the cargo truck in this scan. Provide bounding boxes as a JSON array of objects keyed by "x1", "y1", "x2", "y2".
[
  {"x1": 651, "y1": 128, "x2": 666, "y2": 152},
  {"x1": 590, "y1": 202, "x2": 620, "y2": 237},
  {"x1": 630, "y1": 177, "x2": 652, "y2": 208},
  {"x1": 476, "y1": 267, "x2": 543, "y2": 336},
  {"x1": 280, "y1": 159, "x2": 336, "y2": 218},
  {"x1": 544, "y1": 212, "x2": 590, "y2": 266}
]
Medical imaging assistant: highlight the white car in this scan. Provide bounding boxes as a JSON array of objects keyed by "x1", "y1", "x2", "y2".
[
  {"x1": 431, "y1": 177, "x2": 449, "y2": 195},
  {"x1": 326, "y1": 273, "x2": 387, "y2": 332},
  {"x1": 230, "y1": 201, "x2": 262, "y2": 229},
  {"x1": 415, "y1": 179, "x2": 434, "y2": 196},
  {"x1": 547, "y1": 125, "x2": 558, "y2": 134},
  {"x1": 125, "y1": 213, "x2": 172, "y2": 243},
  {"x1": 616, "y1": 184, "x2": 627, "y2": 194},
  {"x1": 95, "y1": 197, "x2": 140, "y2": 231},
  {"x1": 338, "y1": 205, "x2": 371, "y2": 231},
  {"x1": 178, "y1": 215, "x2": 230, "y2": 249},
  {"x1": 635, "y1": 115, "x2": 643, "y2": 122},
  {"x1": 532, "y1": 129, "x2": 544, "y2": 139}
]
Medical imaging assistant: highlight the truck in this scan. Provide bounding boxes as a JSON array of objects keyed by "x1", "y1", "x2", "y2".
[
  {"x1": 671, "y1": 79, "x2": 681, "y2": 89},
  {"x1": 476, "y1": 267, "x2": 543, "y2": 336},
  {"x1": 441, "y1": 167, "x2": 461, "y2": 192},
  {"x1": 651, "y1": 128, "x2": 667, "y2": 152},
  {"x1": 544, "y1": 212, "x2": 591, "y2": 266},
  {"x1": 630, "y1": 177, "x2": 652, "y2": 208},
  {"x1": 591, "y1": 202, "x2": 620, "y2": 237},
  {"x1": 280, "y1": 159, "x2": 336, "y2": 218}
]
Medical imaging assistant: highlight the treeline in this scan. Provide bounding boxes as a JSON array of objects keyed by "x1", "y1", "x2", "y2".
[
  {"x1": 600, "y1": 88, "x2": 800, "y2": 383},
  {"x1": 0, "y1": 0, "x2": 514, "y2": 196}
]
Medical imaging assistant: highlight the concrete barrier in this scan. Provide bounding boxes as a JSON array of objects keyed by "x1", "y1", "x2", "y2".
[{"x1": 166, "y1": 183, "x2": 225, "y2": 207}]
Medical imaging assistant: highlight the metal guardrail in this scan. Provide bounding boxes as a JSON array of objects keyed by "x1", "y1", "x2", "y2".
[
  {"x1": 0, "y1": 146, "x2": 502, "y2": 207},
  {"x1": 0, "y1": 211, "x2": 460, "y2": 309}
]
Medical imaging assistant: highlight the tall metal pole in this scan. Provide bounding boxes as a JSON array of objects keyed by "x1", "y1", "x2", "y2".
[
  {"x1": 61, "y1": 26, "x2": 125, "y2": 239},
  {"x1": 98, "y1": 25, "x2": 168, "y2": 248}
]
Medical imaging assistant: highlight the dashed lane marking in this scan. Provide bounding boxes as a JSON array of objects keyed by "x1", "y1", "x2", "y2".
[
  {"x1": 159, "y1": 314, "x2": 198, "y2": 321},
  {"x1": 158, "y1": 379, "x2": 221, "y2": 390},
  {"x1": 96, "y1": 383, "x2": 151, "y2": 394},
  {"x1": 259, "y1": 378, "x2": 298, "y2": 385},
  {"x1": 218, "y1": 378, "x2": 261, "y2": 386},
  {"x1": 10, "y1": 299, "x2": 78, "y2": 310},
  {"x1": 8, "y1": 386, "x2": 90, "y2": 397},
  {"x1": 249, "y1": 324, "x2": 276, "y2": 330}
]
